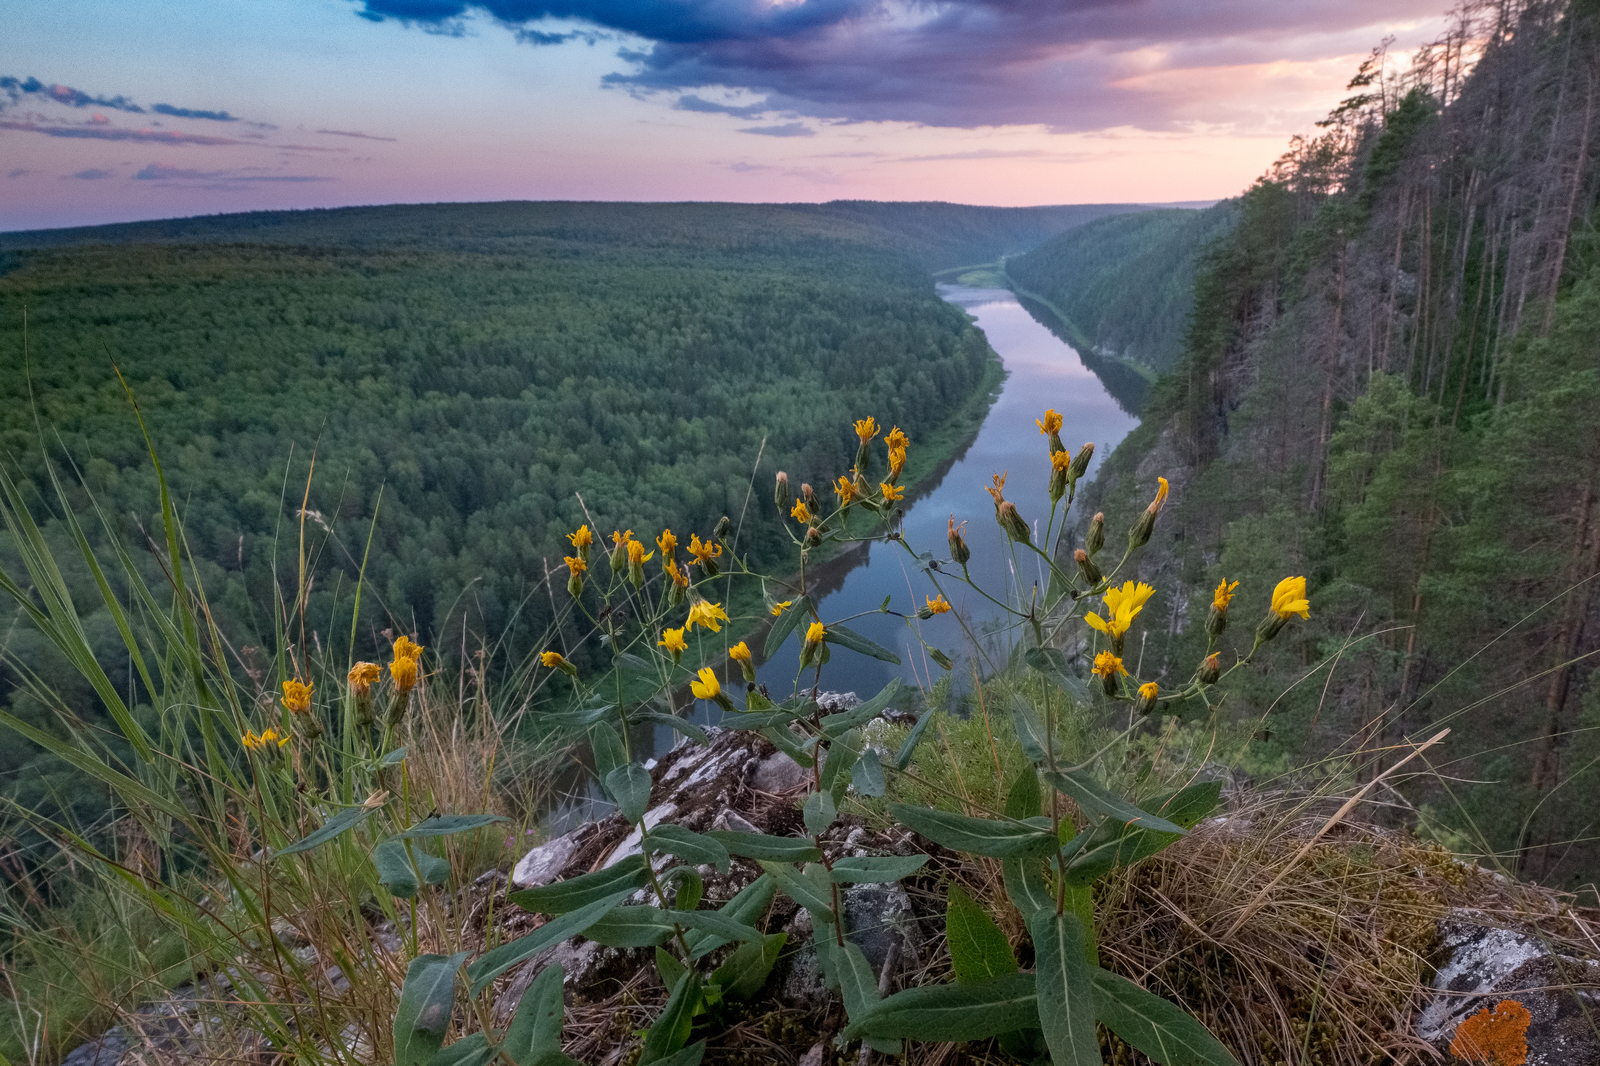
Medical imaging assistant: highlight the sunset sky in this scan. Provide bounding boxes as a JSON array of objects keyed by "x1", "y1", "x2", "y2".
[{"x1": 4, "y1": 0, "x2": 1452, "y2": 232}]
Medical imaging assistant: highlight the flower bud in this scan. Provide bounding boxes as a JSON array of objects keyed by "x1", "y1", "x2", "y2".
[
  {"x1": 715, "y1": 515, "x2": 732, "y2": 541},
  {"x1": 1198, "y1": 652, "x2": 1221, "y2": 685},
  {"x1": 1134, "y1": 681, "x2": 1158, "y2": 716},
  {"x1": 802, "y1": 482, "x2": 820, "y2": 513},
  {"x1": 1086, "y1": 512, "x2": 1105, "y2": 556},
  {"x1": 568, "y1": 569, "x2": 584, "y2": 599},
  {"x1": 930, "y1": 648, "x2": 954, "y2": 671},
  {"x1": 1256, "y1": 612, "x2": 1289, "y2": 645},
  {"x1": 997, "y1": 500, "x2": 1031, "y2": 544},
  {"x1": 948, "y1": 517, "x2": 971, "y2": 566},
  {"x1": 806, "y1": 525, "x2": 823, "y2": 547},
  {"x1": 1075, "y1": 548, "x2": 1103, "y2": 586},
  {"x1": 610, "y1": 539, "x2": 628, "y2": 574},
  {"x1": 1048, "y1": 450, "x2": 1070, "y2": 503},
  {"x1": 775, "y1": 471, "x2": 790, "y2": 512},
  {"x1": 1128, "y1": 509, "x2": 1155, "y2": 550},
  {"x1": 1068, "y1": 441, "x2": 1094, "y2": 482},
  {"x1": 1206, "y1": 604, "x2": 1228, "y2": 638}
]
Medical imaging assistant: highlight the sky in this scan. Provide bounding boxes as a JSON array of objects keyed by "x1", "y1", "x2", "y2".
[{"x1": 3, "y1": 0, "x2": 1453, "y2": 233}]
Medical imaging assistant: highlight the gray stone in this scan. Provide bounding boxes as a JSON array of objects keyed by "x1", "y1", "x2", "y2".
[
  {"x1": 1416, "y1": 912, "x2": 1600, "y2": 1066},
  {"x1": 842, "y1": 882, "x2": 919, "y2": 976},
  {"x1": 601, "y1": 803, "x2": 678, "y2": 868},
  {"x1": 512, "y1": 831, "x2": 583, "y2": 888},
  {"x1": 752, "y1": 752, "x2": 809, "y2": 794}
]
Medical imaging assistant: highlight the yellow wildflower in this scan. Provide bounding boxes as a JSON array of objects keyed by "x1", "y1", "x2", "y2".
[
  {"x1": 658, "y1": 628, "x2": 687, "y2": 655},
  {"x1": 390, "y1": 655, "x2": 418, "y2": 693},
  {"x1": 242, "y1": 728, "x2": 290, "y2": 753},
  {"x1": 564, "y1": 554, "x2": 587, "y2": 574},
  {"x1": 393, "y1": 634, "x2": 424, "y2": 662},
  {"x1": 925, "y1": 595, "x2": 951, "y2": 615},
  {"x1": 834, "y1": 475, "x2": 857, "y2": 504},
  {"x1": 1148, "y1": 476, "x2": 1170, "y2": 514},
  {"x1": 687, "y1": 534, "x2": 722, "y2": 567},
  {"x1": 1091, "y1": 651, "x2": 1126, "y2": 678},
  {"x1": 610, "y1": 529, "x2": 632, "y2": 547},
  {"x1": 888, "y1": 446, "x2": 907, "y2": 478},
  {"x1": 664, "y1": 558, "x2": 689, "y2": 588},
  {"x1": 540, "y1": 651, "x2": 565, "y2": 668},
  {"x1": 728, "y1": 641, "x2": 752, "y2": 661},
  {"x1": 880, "y1": 482, "x2": 904, "y2": 502},
  {"x1": 1213, "y1": 579, "x2": 1239, "y2": 611},
  {"x1": 656, "y1": 529, "x2": 677, "y2": 559},
  {"x1": 771, "y1": 600, "x2": 793, "y2": 616},
  {"x1": 686, "y1": 600, "x2": 730, "y2": 633},
  {"x1": 1102, "y1": 581, "x2": 1156, "y2": 621},
  {"x1": 626, "y1": 539, "x2": 654, "y2": 566},
  {"x1": 567, "y1": 525, "x2": 593, "y2": 550},
  {"x1": 885, "y1": 426, "x2": 909, "y2": 452},
  {"x1": 281, "y1": 679, "x2": 314, "y2": 716},
  {"x1": 1270, "y1": 576, "x2": 1311, "y2": 620},
  {"x1": 853, "y1": 416, "x2": 878, "y2": 443},
  {"x1": 347, "y1": 661, "x2": 381, "y2": 695},
  {"x1": 690, "y1": 667, "x2": 721, "y2": 701},
  {"x1": 806, "y1": 621, "x2": 826, "y2": 644},
  {"x1": 1050, "y1": 449, "x2": 1072, "y2": 472},
  {"x1": 791, "y1": 500, "x2": 811, "y2": 524},
  {"x1": 1139, "y1": 681, "x2": 1158, "y2": 700},
  {"x1": 1036, "y1": 409, "x2": 1063, "y2": 436}
]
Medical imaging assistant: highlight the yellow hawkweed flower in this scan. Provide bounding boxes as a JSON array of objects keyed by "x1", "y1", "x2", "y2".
[
  {"x1": 626, "y1": 539, "x2": 654, "y2": 566},
  {"x1": 540, "y1": 651, "x2": 566, "y2": 668},
  {"x1": 925, "y1": 595, "x2": 951, "y2": 615},
  {"x1": 806, "y1": 621, "x2": 826, "y2": 644},
  {"x1": 834, "y1": 475, "x2": 858, "y2": 504},
  {"x1": 885, "y1": 426, "x2": 909, "y2": 452},
  {"x1": 656, "y1": 529, "x2": 677, "y2": 559},
  {"x1": 610, "y1": 529, "x2": 632, "y2": 547},
  {"x1": 393, "y1": 635, "x2": 425, "y2": 662},
  {"x1": 888, "y1": 446, "x2": 907, "y2": 478},
  {"x1": 1271, "y1": 576, "x2": 1311, "y2": 620},
  {"x1": 281, "y1": 678, "x2": 314, "y2": 716},
  {"x1": 853, "y1": 416, "x2": 879, "y2": 443},
  {"x1": 347, "y1": 661, "x2": 381, "y2": 695},
  {"x1": 728, "y1": 641, "x2": 752, "y2": 662},
  {"x1": 1102, "y1": 581, "x2": 1155, "y2": 621},
  {"x1": 687, "y1": 534, "x2": 722, "y2": 566},
  {"x1": 658, "y1": 627, "x2": 688, "y2": 655},
  {"x1": 771, "y1": 600, "x2": 793, "y2": 616},
  {"x1": 690, "y1": 667, "x2": 721, "y2": 700},
  {"x1": 1148, "y1": 476, "x2": 1170, "y2": 514},
  {"x1": 567, "y1": 525, "x2": 593, "y2": 550},
  {"x1": 1139, "y1": 681, "x2": 1158, "y2": 700},
  {"x1": 242, "y1": 728, "x2": 290, "y2": 753},
  {"x1": 665, "y1": 558, "x2": 690, "y2": 588},
  {"x1": 1091, "y1": 651, "x2": 1127, "y2": 678},
  {"x1": 791, "y1": 500, "x2": 812, "y2": 524},
  {"x1": 686, "y1": 600, "x2": 730, "y2": 633},
  {"x1": 564, "y1": 554, "x2": 587, "y2": 574},
  {"x1": 1036, "y1": 409, "x2": 1063, "y2": 436},
  {"x1": 1050, "y1": 448, "x2": 1072, "y2": 472},
  {"x1": 880, "y1": 482, "x2": 904, "y2": 502},
  {"x1": 389, "y1": 655, "x2": 419, "y2": 693},
  {"x1": 1213, "y1": 579, "x2": 1240, "y2": 611}
]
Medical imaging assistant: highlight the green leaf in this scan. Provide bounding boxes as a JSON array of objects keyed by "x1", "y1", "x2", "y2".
[
  {"x1": 640, "y1": 971, "x2": 701, "y2": 1064},
  {"x1": 888, "y1": 804, "x2": 1057, "y2": 858},
  {"x1": 685, "y1": 874, "x2": 778, "y2": 959},
  {"x1": 1009, "y1": 694, "x2": 1051, "y2": 766},
  {"x1": 824, "y1": 624, "x2": 902, "y2": 664},
  {"x1": 1023, "y1": 646, "x2": 1092, "y2": 705},
  {"x1": 589, "y1": 721, "x2": 625, "y2": 780},
  {"x1": 838, "y1": 941, "x2": 902, "y2": 1055},
  {"x1": 764, "y1": 595, "x2": 815, "y2": 658},
  {"x1": 1092, "y1": 968, "x2": 1240, "y2": 1066},
  {"x1": 1029, "y1": 909, "x2": 1098, "y2": 1066},
  {"x1": 275, "y1": 805, "x2": 378, "y2": 857},
  {"x1": 1001, "y1": 856, "x2": 1055, "y2": 920},
  {"x1": 584, "y1": 906, "x2": 767, "y2": 949},
  {"x1": 648, "y1": 1041, "x2": 706, "y2": 1066},
  {"x1": 394, "y1": 951, "x2": 469, "y2": 1066},
  {"x1": 757, "y1": 724, "x2": 816, "y2": 768},
  {"x1": 829, "y1": 855, "x2": 928, "y2": 883},
  {"x1": 504, "y1": 963, "x2": 566, "y2": 1066},
  {"x1": 381, "y1": 746, "x2": 410, "y2": 766},
  {"x1": 758, "y1": 860, "x2": 835, "y2": 918},
  {"x1": 373, "y1": 838, "x2": 452, "y2": 898},
  {"x1": 709, "y1": 932, "x2": 786, "y2": 1002},
  {"x1": 706, "y1": 831, "x2": 821, "y2": 864},
  {"x1": 507, "y1": 855, "x2": 650, "y2": 915},
  {"x1": 802, "y1": 790, "x2": 836, "y2": 835},
  {"x1": 841, "y1": 972, "x2": 1039, "y2": 1042},
  {"x1": 427, "y1": 1032, "x2": 497, "y2": 1066},
  {"x1": 468, "y1": 890, "x2": 634, "y2": 992},
  {"x1": 605, "y1": 763, "x2": 654, "y2": 823},
  {"x1": 655, "y1": 946, "x2": 688, "y2": 989},
  {"x1": 852, "y1": 748, "x2": 886, "y2": 797},
  {"x1": 819, "y1": 728, "x2": 859, "y2": 801},
  {"x1": 636, "y1": 712, "x2": 709, "y2": 745},
  {"x1": 398, "y1": 814, "x2": 508, "y2": 838},
  {"x1": 820, "y1": 678, "x2": 904, "y2": 736},
  {"x1": 1044, "y1": 769, "x2": 1187, "y2": 835},
  {"x1": 945, "y1": 884, "x2": 1017, "y2": 983},
  {"x1": 667, "y1": 867, "x2": 704, "y2": 912},
  {"x1": 894, "y1": 709, "x2": 937, "y2": 770},
  {"x1": 1005, "y1": 769, "x2": 1043, "y2": 819},
  {"x1": 645, "y1": 825, "x2": 730, "y2": 872}
]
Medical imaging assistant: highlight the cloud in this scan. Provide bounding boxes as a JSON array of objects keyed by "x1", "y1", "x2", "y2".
[
  {"x1": 676, "y1": 94, "x2": 768, "y2": 120},
  {"x1": 152, "y1": 103, "x2": 237, "y2": 122},
  {"x1": 347, "y1": 0, "x2": 1446, "y2": 132},
  {"x1": 6, "y1": 168, "x2": 32, "y2": 178},
  {"x1": 133, "y1": 163, "x2": 333, "y2": 183},
  {"x1": 317, "y1": 128, "x2": 398, "y2": 141},
  {"x1": 737, "y1": 122, "x2": 814, "y2": 137},
  {"x1": 70, "y1": 168, "x2": 115, "y2": 179},
  {"x1": 1, "y1": 74, "x2": 143, "y2": 112},
  {"x1": 0, "y1": 119, "x2": 247, "y2": 145}
]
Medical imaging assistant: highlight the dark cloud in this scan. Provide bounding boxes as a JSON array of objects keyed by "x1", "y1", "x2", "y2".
[
  {"x1": 70, "y1": 168, "x2": 115, "y2": 179},
  {"x1": 134, "y1": 163, "x2": 332, "y2": 182},
  {"x1": 6, "y1": 168, "x2": 32, "y2": 178},
  {"x1": 347, "y1": 0, "x2": 1445, "y2": 131},
  {"x1": 317, "y1": 128, "x2": 399, "y2": 141},
  {"x1": 737, "y1": 122, "x2": 814, "y2": 137},
  {"x1": 0, "y1": 119, "x2": 246, "y2": 145},
  {"x1": 1, "y1": 75, "x2": 143, "y2": 112},
  {"x1": 152, "y1": 103, "x2": 237, "y2": 121},
  {"x1": 676, "y1": 95, "x2": 767, "y2": 119}
]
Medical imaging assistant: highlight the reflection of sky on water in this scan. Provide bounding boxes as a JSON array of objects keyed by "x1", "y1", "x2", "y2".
[{"x1": 746, "y1": 286, "x2": 1144, "y2": 706}]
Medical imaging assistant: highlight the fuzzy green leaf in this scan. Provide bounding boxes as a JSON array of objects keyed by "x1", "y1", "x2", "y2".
[
  {"x1": 1092, "y1": 968, "x2": 1240, "y2": 1066},
  {"x1": 706, "y1": 831, "x2": 821, "y2": 864},
  {"x1": 841, "y1": 972, "x2": 1039, "y2": 1042},
  {"x1": 823, "y1": 624, "x2": 902, "y2": 664},
  {"x1": 829, "y1": 854, "x2": 928, "y2": 883},
  {"x1": 946, "y1": 884, "x2": 1018, "y2": 983},
  {"x1": 503, "y1": 963, "x2": 566, "y2": 1066},
  {"x1": 1044, "y1": 769, "x2": 1187, "y2": 835},
  {"x1": 1029, "y1": 909, "x2": 1099, "y2": 1066},
  {"x1": 467, "y1": 889, "x2": 634, "y2": 992},
  {"x1": 394, "y1": 952, "x2": 469, "y2": 1066},
  {"x1": 507, "y1": 855, "x2": 650, "y2": 915},
  {"x1": 888, "y1": 804, "x2": 1057, "y2": 858}
]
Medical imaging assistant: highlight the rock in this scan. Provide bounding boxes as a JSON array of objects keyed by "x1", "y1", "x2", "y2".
[
  {"x1": 1416, "y1": 912, "x2": 1600, "y2": 1066},
  {"x1": 601, "y1": 803, "x2": 678, "y2": 868},
  {"x1": 512, "y1": 827, "x2": 587, "y2": 887},
  {"x1": 796, "y1": 1042, "x2": 829, "y2": 1066},
  {"x1": 752, "y1": 751, "x2": 809, "y2": 793},
  {"x1": 841, "y1": 882, "x2": 920, "y2": 976}
]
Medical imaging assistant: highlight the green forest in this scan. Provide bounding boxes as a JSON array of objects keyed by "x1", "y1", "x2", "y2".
[
  {"x1": 0, "y1": 200, "x2": 1159, "y2": 824},
  {"x1": 1005, "y1": 203, "x2": 1238, "y2": 371},
  {"x1": 1068, "y1": 0, "x2": 1600, "y2": 887}
]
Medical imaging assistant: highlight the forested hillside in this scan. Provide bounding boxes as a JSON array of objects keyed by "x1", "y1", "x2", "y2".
[
  {"x1": 1081, "y1": 0, "x2": 1600, "y2": 885},
  {"x1": 0, "y1": 199, "x2": 1115, "y2": 815},
  {"x1": 1005, "y1": 204, "x2": 1238, "y2": 370}
]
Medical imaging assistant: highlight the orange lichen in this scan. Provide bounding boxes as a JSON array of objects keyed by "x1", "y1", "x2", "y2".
[{"x1": 1449, "y1": 999, "x2": 1531, "y2": 1065}]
